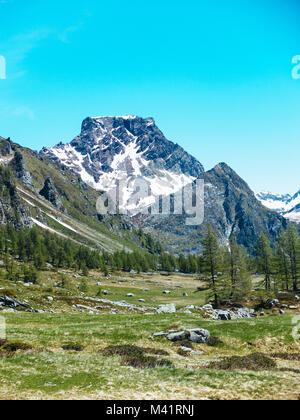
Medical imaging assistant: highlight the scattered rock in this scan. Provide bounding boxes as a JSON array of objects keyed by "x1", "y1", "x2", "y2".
[
  {"x1": 0, "y1": 296, "x2": 31, "y2": 310},
  {"x1": 126, "y1": 293, "x2": 134, "y2": 298},
  {"x1": 264, "y1": 299, "x2": 279, "y2": 309},
  {"x1": 200, "y1": 305, "x2": 256, "y2": 321},
  {"x1": 156, "y1": 327, "x2": 210, "y2": 344},
  {"x1": 156, "y1": 303, "x2": 176, "y2": 314},
  {"x1": 163, "y1": 290, "x2": 171, "y2": 295}
]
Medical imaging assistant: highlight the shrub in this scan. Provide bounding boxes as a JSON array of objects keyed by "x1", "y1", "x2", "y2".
[{"x1": 206, "y1": 353, "x2": 276, "y2": 371}]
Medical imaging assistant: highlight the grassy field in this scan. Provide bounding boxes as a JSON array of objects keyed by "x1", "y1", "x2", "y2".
[{"x1": 1, "y1": 270, "x2": 300, "y2": 400}]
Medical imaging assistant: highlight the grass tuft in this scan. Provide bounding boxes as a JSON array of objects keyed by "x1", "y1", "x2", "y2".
[
  {"x1": 206, "y1": 353, "x2": 277, "y2": 371},
  {"x1": 207, "y1": 336, "x2": 223, "y2": 347},
  {"x1": 270, "y1": 353, "x2": 300, "y2": 361},
  {"x1": 62, "y1": 343, "x2": 84, "y2": 352},
  {"x1": 121, "y1": 354, "x2": 174, "y2": 369}
]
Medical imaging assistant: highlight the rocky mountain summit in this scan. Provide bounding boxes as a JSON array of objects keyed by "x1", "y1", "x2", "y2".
[{"x1": 41, "y1": 116, "x2": 204, "y2": 212}]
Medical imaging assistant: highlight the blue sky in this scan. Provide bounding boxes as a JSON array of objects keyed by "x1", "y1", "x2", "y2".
[{"x1": 0, "y1": 0, "x2": 300, "y2": 194}]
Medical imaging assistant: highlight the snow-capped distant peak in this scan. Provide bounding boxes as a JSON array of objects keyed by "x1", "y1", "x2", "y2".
[{"x1": 256, "y1": 190, "x2": 300, "y2": 223}]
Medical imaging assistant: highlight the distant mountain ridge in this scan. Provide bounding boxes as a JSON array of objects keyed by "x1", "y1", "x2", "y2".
[{"x1": 256, "y1": 190, "x2": 300, "y2": 223}]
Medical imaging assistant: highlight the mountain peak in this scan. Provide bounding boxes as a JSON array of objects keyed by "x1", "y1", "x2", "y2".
[{"x1": 40, "y1": 115, "x2": 205, "y2": 208}]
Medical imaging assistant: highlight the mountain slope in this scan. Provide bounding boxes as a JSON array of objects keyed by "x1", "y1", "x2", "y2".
[
  {"x1": 0, "y1": 136, "x2": 149, "y2": 253},
  {"x1": 139, "y1": 163, "x2": 288, "y2": 254}
]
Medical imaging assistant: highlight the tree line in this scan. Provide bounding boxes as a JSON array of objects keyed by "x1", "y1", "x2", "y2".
[{"x1": 0, "y1": 221, "x2": 299, "y2": 304}]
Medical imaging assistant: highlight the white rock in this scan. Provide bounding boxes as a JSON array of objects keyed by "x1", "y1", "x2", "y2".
[{"x1": 157, "y1": 303, "x2": 176, "y2": 314}]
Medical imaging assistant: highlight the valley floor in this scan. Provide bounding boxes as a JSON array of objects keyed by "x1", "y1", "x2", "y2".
[
  {"x1": 0, "y1": 271, "x2": 300, "y2": 400},
  {"x1": 0, "y1": 312, "x2": 300, "y2": 400}
]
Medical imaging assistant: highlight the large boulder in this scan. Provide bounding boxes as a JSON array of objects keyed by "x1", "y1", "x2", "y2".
[{"x1": 187, "y1": 328, "x2": 210, "y2": 343}]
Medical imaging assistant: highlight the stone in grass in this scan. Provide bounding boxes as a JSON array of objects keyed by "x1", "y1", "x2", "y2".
[
  {"x1": 180, "y1": 346, "x2": 193, "y2": 353},
  {"x1": 126, "y1": 293, "x2": 134, "y2": 298},
  {"x1": 183, "y1": 292, "x2": 188, "y2": 297},
  {"x1": 163, "y1": 290, "x2": 171, "y2": 295},
  {"x1": 167, "y1": 331, "x2": 188, "y2": 342},
  {"x1": 139, "y1": 299, "x2": 145, "y2": 303},
  {"x1": 152, "y1": 332, "x2": 169, "y2": 338},
  {"x1": 156, "y1": 303, "x2": 176, "y2": 314},
  {"x1": 187, "y1": 328, "x2": 210, "y2": 344},
  {"x1": 167, "y1": 329, "x2": 210, "y2": 344},
  {"x1": 103, "y1": 290, "x2": 109, "y2": 296}
]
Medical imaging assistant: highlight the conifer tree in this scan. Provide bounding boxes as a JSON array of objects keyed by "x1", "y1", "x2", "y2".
[
  {"x1": 256, "y1": 234, "x2": 274, "y2": 290},
  {"x1": 202, "y1": 225, "x2": 222, "y2": 306}
]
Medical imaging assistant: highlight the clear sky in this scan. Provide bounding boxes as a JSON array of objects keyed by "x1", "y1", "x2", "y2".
[{"x1": 0, "y1": 0, "x2": 300, "y2": 194}]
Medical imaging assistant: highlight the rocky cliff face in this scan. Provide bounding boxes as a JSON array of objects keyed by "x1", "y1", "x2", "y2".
[
  {"x1": 0, "y1": 165, "x2": 32, "y2": 228},
  {"x1": 39, "y1": 177, "x2": 65, "y2": 212},
  {"x1": 9, "y1": 150, "x2": 33, "y2": 190}
]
